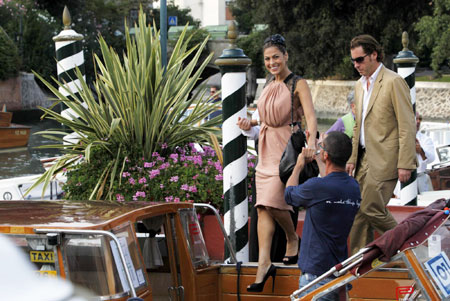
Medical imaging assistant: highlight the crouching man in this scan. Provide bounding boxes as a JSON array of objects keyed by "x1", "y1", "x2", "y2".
[{"x1": 285, "y1": 131, "x2": 361, "y2": 300}]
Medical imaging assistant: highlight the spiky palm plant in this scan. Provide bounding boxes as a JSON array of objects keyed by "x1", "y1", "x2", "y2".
[{"x1": 31, "y1": 10, "x2": 221, "y2": 201}]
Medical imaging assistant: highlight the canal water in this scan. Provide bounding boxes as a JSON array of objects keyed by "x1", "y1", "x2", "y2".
[
  {"x1": 0, "y1": 118, "x2": 335, "y2": 180},
  {"x1": 0, "y1": 119, "x2": 62, "y2": 180}
]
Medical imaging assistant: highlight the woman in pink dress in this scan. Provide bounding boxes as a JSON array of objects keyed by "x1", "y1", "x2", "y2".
[{"x1": 238, "y1": 34, "x2": 317, "y2": 292}]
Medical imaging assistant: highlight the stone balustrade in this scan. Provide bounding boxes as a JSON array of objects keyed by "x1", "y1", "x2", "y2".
[{"x1": 254, "y1": 79, "x2": 450, "y2": 121}]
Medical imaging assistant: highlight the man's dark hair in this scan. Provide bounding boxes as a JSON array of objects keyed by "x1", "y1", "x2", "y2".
[
  {"x1": 350, "y1": 34, "x2": 384, "y2": 62},
  {"x1": 323, "y1": 131, "x2": 352, "y2": 168}
]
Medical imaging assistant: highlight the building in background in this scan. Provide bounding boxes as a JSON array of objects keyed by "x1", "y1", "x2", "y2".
[{"x1": 153, "y1": 0, "x2": 234, "y2": 26}]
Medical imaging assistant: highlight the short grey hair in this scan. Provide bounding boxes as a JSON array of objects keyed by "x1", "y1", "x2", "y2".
[{"x1": 347, "y1": 90, "x2": 355, "y2": 106}]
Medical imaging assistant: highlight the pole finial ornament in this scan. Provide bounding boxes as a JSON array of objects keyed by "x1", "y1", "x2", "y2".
[
  {"x1": 402, "y1": 31, "x2": 409, "y2": 51},
  {"x1": 63, "y1": 6, "x2": 72, "y2": 30},
  {"x1": 227, "y1": 21, "x2": 238, "y2": 48}
]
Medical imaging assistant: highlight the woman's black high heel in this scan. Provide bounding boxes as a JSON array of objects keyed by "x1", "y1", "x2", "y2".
[
  {"x1": 247, "y1": 264, "x2": 277, "y2": 293},
  {"x1": 282, "y1": 254, "x2": 298, "y2": 265},
  {"x1": 283, "y1": 236, "x2": 300, "y2": 265}
]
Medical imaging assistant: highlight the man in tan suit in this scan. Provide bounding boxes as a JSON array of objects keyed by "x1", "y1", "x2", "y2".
[{"x1": 346, "y1": 35, "x2": 416, "y2": 255}]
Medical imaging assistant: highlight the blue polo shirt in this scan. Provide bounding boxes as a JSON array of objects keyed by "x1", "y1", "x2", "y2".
[{"x1": 285, "y1": 172, "x2": 361, "y2": 276}]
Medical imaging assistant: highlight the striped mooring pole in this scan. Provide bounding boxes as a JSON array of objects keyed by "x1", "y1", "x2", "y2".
[
  {"x1": 53, "y1": 6, "x2": 85, "y2": 120},
  {"x1": 394, "y1": 32, "x2": 419, "y2": 206},
  {"x1": 215, "y1": 21, "x2": 251, "y2": 263}
]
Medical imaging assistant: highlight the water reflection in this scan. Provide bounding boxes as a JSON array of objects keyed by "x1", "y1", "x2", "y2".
[{"x1": 0, "y1": 119, "x2": 63, "y2": 180}]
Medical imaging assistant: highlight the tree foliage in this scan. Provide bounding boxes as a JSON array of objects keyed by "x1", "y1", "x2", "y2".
[
  {"x1": 0, "y1": 0, "x2": 58, "y2": 82},
  {"x1": 0, "y1": 26, "x2": 20, "y2": 81},
  {"x1": 232, "y1": 0, "x2": 433, "y2": 79},
  {"x1": 415, "y1": 0, "x2": 450, "y2": 75}
]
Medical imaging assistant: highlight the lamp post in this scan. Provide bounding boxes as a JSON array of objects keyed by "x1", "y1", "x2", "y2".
[
  {"x1": 160, "y1": 0, "x2": 167, "y2": 68},
  {"x1": 394, "y1": 31, "x2": 419, "y2": 206},
  {"x1": 215, "y1": 21, "x2": 251, "y2": 263}
]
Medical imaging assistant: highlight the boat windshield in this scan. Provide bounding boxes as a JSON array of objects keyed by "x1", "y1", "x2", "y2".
[
  {"x1": 179, "y1": 208, "x2": 209, "y2": 268},
  {"x1": 62, "y1": 223, "x2": 147, "y2": 298},
  {"x1": 411, "y1": 220, "x2": 450, "y2": 300}
]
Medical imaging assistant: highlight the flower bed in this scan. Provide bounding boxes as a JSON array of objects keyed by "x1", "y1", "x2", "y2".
[{"x1": 63, "y1": 143, "x2": 257, "y2": 213}]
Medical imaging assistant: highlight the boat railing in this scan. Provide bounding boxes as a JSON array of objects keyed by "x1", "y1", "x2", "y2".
[
  {"x1": 290, "y1": 247, "x2": 369, "y2": 300},
  {"x1": 193, "y1": 203, "x2": 237, "y2": 264}
]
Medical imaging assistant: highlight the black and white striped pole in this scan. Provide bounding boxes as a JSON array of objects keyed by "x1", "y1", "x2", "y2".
[
  {"x1": 53, "y1": 6, "x2": 85, "y2": 120},
  {"x1": 394, "y1": 31, "x2": 419, "y2": 206},
  {"x1": 215, "y1": 21, "x2": 251, "y2": 263}
]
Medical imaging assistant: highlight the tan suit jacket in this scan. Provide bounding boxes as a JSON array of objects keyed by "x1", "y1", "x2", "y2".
[{"x1": 348, "y1": 65, "x2": 416, "y2": 181}]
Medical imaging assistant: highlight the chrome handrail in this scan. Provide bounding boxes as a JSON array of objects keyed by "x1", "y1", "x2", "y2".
[{"x1": 194, "y1": 203, "x2": 237, "y2": 264}]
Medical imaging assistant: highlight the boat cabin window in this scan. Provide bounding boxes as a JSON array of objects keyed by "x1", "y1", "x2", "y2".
[
  {"x1": 179, "y1": 208, "x2": 209, "y2": 268},
  {"x1": 62, "y1": 223, "x2": 147, "y2": 299}
]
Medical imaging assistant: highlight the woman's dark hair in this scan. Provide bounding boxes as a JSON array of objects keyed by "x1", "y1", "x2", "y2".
[
  {"x1": 350, "y1": 34, "x2": 384, "y2": 62},
  {"x1": 263, "y1": 34, "x2": 287, "y2": 54}
]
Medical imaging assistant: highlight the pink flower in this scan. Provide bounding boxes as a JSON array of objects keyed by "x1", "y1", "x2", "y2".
[
  {"x1": 116, "y1": 194, "x2": 125, "y2": 202},
  {"x1": 122, "y1": 172, "x2": 131, "y2": 177},
  {"x1": 134, "y1": 191, "x2": 146, "y2": 198},
  {"x1": 149, "y1": 169, "x2": 160, "y2": 179},
  {"x1": 139, "y1": 177, "x2": 147, "y2": 184},
  {"x1": 188, "y1": 185, "x2": 197, "y2": 193},
  {"x1": 152, "y1": 152, "x2": 159, "y2": 157},
  {"x1": 192, "y1": 174, "x2": 199, "y2": 180},
  {"x1": 181, "y1": 184, "x2": 189, "y2": 191},
  {"x1": 215, "y1": 174, "x2": 223, "y2": 181},
  {"x1": 161, "y1": 143, "x2": 168, "y2": 149},
  {"x1": 144, "y1": 162, "x2": 154, "y2": 168},
  {"x1": 160, "y1": 184, "x2": 164, "y2": 189},
  {"x1": 170, "y1": 176, "x2": 179, "y2": 182},
  {"x1": 169, "y1": 153, "x2": 178, "y2": 162},
  {"x1": 165, "y1": 196, "x2": 174, "y2": 202},
  {"x1": 129, "y1": 178, "x2": 136, "y2": 185},
  {"x1": 159, "y1": 162, "x2": 170, "y2": 170},
  {"x1": 174, "y1": 197, "x2": 180, "y2": 202}
]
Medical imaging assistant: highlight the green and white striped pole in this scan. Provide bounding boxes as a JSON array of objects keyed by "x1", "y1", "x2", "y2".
[
  {"x1": 53, "y1": 6, "x2": 85, "y2": 120},
  {"x1": 394, "y1": 32, "x2": 419, "y2": 206},
  {"x1": 215, "y1": 22, "x2": 251, "y2": 263}
]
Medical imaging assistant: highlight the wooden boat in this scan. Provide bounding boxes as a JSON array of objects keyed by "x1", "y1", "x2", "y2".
[
  {"x1": 0, "y1": 198, "x2": 439, "y2": 301},
  {"x1": 0, "y1": 111, "x2": 31, "y2": 149}
]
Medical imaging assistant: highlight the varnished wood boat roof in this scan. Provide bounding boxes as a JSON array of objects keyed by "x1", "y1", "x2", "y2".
[
  {"x1": 0, "y1": 200, "x2": 193, "y2": 233},
  {"x1": 0, "y1": 123, "x2": 32, "y2": 129}
]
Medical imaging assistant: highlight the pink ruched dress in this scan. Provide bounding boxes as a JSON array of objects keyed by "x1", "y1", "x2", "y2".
[{"x1": 255, "y1": 80, "x2": 301, "y2": 211}]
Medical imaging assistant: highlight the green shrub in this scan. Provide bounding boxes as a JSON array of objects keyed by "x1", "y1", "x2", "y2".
[{"x1": 0, "y1": 26, "x2": 20, "y2": 81}]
